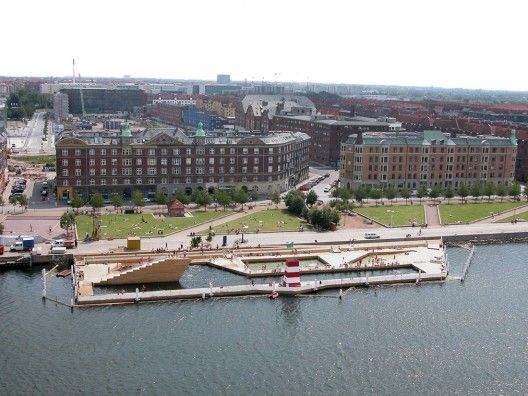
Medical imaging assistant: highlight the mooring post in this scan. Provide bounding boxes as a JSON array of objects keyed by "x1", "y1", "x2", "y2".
[
  {"x1": 339, "y1": 288, "x2": 343, "y2": 299},
  {"x1": 135, "y1": 287, "x2": 139, "y2": 302},
  {"x1": 41, "y1": 268, "x2": 46, "y2": 298},
  {"x1": 202, "y1": 292, "x2": 206, "y2": 300},
  {"x1": 70, "y1": 298, "x2": 74, "y2": 311},
  {"x1": 209, "y1": 281, "x2": 213, "y2": 297}
]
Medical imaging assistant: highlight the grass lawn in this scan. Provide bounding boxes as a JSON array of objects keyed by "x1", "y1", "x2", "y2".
[
  {"x1": 439, "y1": 201, "x2": 526, "y2": 224},
  {"x1": 353, "y1": 205, "x2": 425, "y2": 227},
  {"x1": 202, "y1": 209, "x2": 311, "y2": 235},
  {"x1": 501, "y1": 211, "x2": 528, "y2": 223},
  {"x1": 14, "y1": 154, "x2": 56, "y2": 165},
  {"x1": 76, "y1": 210, "x2": 231, "y2": 239}
]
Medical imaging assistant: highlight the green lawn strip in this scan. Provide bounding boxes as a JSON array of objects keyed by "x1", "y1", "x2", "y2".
[
  {"x1": 76, "y1": 210, "x2": 231, "y2": 239},
  {"x1": 439, "y1": 201, "x2": 527, "y2": 224},
  {"x1": 14, "y1": 154, "x2": 56, "y2": 165},
  {"x1": 498, "y1": 209, "x2": 528, "y2": 223},
  {"x1": 201, "y1": 209, "x2": 311, "y2": 235},
  {"x1": 353, "y1": 205, "x2": 425, "y2": 227}
]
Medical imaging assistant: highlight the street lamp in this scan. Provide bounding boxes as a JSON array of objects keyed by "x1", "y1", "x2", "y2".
[{"x1": 386, "y1": 209, "x2": 394, "y2": 228}]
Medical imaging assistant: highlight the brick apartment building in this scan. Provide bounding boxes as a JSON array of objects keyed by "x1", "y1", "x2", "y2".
[
  {"x1": 272, "y1": 115, "x2": 402, "y2": 166},
  {"x1": 340, "y1": 130, "x2": 517, "y2": 190},
  {"x1": 149, "y1": 103, "x2": 185, "y2": 126},
  {"x1": 55, "y1": 123, "x2": 310, "y2": 201}
]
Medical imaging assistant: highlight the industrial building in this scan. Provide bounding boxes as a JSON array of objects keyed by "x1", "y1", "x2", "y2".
[{"x1": 60, "y1": 88, "x2": 147, "y2": 114}]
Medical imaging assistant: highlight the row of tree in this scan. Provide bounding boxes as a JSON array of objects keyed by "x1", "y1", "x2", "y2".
[
  {"x1": 332, "y1": 181, "x2": 524, "y2": 205},
  {"x1": 70, "y1": 188, "x2": 267, "y2": 213},
  {"x1": 284, "y1": 190, "x2": 340, "y2": 230}
]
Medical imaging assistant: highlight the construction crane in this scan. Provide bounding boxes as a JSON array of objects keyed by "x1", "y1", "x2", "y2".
[{"x1": 78, "y1": 73, "x2": 86, "y2": 117}]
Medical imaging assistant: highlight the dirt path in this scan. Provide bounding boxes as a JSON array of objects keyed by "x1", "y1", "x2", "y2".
[{"x1": 424, "y1": 204, "x2": 441, "y2": 226}]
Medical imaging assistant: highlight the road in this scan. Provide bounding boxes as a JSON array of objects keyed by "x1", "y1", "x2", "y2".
[{"x1": 7, "y1": 111, "x2": 54, "y2": 154}]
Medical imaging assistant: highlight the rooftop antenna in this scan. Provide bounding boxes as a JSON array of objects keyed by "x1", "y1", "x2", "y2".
[{"x1": 73, "y1": 59, "x2": 76, "y2": 84}]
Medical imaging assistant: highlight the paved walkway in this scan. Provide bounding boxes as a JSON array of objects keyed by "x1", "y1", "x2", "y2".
[
  {"x1": 477, "y1": 203, "x2": 528, "y2": 224},
  {"x1": 424, "y1": 204, "x2": 441, "y2": 226}
]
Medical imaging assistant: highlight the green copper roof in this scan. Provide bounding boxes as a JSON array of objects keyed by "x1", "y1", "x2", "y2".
[
  {"x1": 510, "y1": 129, "x2": 517, "y2": 146},
  {"x1": 121, "y1": 122, "x2": 132, "y2": 138},
  {"x1": 194, "y1": 122, "x2": 205, "y2": 137}
]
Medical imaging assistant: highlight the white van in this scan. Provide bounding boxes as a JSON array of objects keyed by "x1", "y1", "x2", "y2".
[
  {"x1": 49, "y1": 246, "x2": 67, "y2": 255},
  {"x1": 51, "y1": 239, "x2": 64, "y2": 247},
  {"x1": 364, "y1": 232, "x2": 380, "y2": 239}
]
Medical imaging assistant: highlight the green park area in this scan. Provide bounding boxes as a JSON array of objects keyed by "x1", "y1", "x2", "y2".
[
  {"x1": 14, "y1": 154, "x2": 56, "y2": 165},
  {"x1": 76, "y1": 211, "x2": 231, "y2": 239},
  {"x1": 202, "y1": 209, "x2": 311, "y2": 235},
  {"x1": 353, "y1": 205, "x2": 425, "y2": 227},
  {"x1": 501, "y1": 211, "x2": 528, "y2": 223},
  {"x1": 439, "y1": 201, "x2": 526, "y2": 224}
]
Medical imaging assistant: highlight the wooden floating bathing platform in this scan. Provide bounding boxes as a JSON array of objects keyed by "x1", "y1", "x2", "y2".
[
  {"x1": 72, "y1": 238, "x2": 448, "y2": 306},
  {"x1": 77, "y1": 272, "x2": 445, "y2": 306}
]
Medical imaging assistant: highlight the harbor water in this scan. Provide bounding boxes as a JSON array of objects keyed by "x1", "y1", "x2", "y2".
[{"x1": 1, "y1": 244, "x2": 528, "y2": 395}]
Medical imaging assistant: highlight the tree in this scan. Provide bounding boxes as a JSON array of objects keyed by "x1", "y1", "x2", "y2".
[
  {"x1": 338, "y1": 188, "x2": 352, "y2": 201},
  {"x1": 384, "y1": 186, "x2": 398, "y2": 205},
  {"x1": 308, "y1": 206, "x2": 340, "y2": 230},
  {"x1": 70, "y1": 194, "x2": 84, "y2": 213},
  {"x1": 90, "y1": 193, "x2": 104, "y2": 238},
  {"x1": 525, "y1": 185, "x2": 528, "y2": 202},
  {"x1": 194, "y1": 190, "x2": 212, "y2": 211},
  {"x1": 248, "y1": 189, "x2": 259, "y2": 203},
  {"x1": 369, "y1": 188, "x2": 382, "y2": 206},
  {"x1": 284, "y1": 190, "x2": 306, "y2": 215},
  {"x1": 400, "y1": 187, "x2": 411, "y2": 205},
  {"x1": 509, "y1": 182, "x2": 521, "y2": 200},
  {"x1": 232, "y1": 189, "x2": 248, "y2": 209},
  {"x1": 133, "y1": 190, "x2": 144, "y2": 211},
  {"x1": 496, "y1": 183, "x2": 506, "y2": 202},
  {"x1": 18, "y1": 195, "x2": 28, "y2": 212},
  {"x1": 470, "y1": 182, "x2": 481, "y2": 202},
  {"x1": 354, "y1": 186, "x2": 366, "y2": 205},
  {"x1": 483, "y1": 182, "x2": 495, "y2": 202},
  {"x1": 190, "y1": 235, "x2": 202, "y2": 249},
  {"x1": 429, "y1": 185, "x2": 442, "y2": 202},
  {"x1": 416, "y1": 185, "x2": 428, "y2": 204},
  {"x1": 444, "y1": 185, "x2": 455, "y2": 204},
  {"x1": 111, "y1": 193, "x2": 123, "y2": 212},
  {"x1": 306, "y1": 190, "x2": 318, "y2": 207},
  {"x1": 215, "y1": 191, "x2": 232, "y2": 211},
  {"x1": 174, "y1": 191, "x2": 191, "y2": 205},
  {"x1": 60, "y1": 211, "x2": 76, "y2": 237},
  {"x1": 155, "y1": 191, "x2": 168, "y2": 210},
  {"x1": 458, "y1": 183, "x2": 469, "y2": 203},
  {"x1": 8, "y1": 195, "x2": 18, "y2": 213},
  {"x1": 271, "y1": 191, "x2": 281, "y2": 208}
]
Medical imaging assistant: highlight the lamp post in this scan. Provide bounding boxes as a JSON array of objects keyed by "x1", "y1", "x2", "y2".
[{"x1": 386, "y1": 209, "x2": 394, "y2": 228}]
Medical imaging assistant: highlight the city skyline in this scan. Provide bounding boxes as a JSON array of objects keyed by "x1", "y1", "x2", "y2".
[{"x1": 3, "y1": 0, "x2": 528, "y2": 91}]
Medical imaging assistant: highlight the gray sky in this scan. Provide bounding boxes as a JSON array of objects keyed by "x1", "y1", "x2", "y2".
[{"x1": 3, "y1": 0, "x2": 527, "y2": 90}]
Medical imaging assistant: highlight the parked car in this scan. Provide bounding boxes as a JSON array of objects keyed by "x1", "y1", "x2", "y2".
[
  {"x1": 51, "y1": 239, "x2": 65, "y2": 247},
  {"x1": 364, "y1": 232, "x2": 380, "y2": 239}
]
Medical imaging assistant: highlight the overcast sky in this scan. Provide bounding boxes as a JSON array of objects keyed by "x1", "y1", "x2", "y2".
[{"x1": 3, "y1": 0, "x2": 527, "y2": 91}]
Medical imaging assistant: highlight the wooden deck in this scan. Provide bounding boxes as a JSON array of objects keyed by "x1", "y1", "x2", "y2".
[{"x1": 76, "y1": 272, "x2": 445, "y2": 306}]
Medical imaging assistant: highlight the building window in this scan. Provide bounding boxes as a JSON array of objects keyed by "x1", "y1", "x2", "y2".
[
  {"x1": 209, "y1": 167, "x2": 214, "y2": 174},
  {"x1": 230, "y1": 158, "x2": 236, "y2": 164},
  {"x1": 75, "y1": 169, "x2": 81, "y2": 176},
  {"x1": 136, "y1": 158, "x2": 142, "y2": 166},
  {"x1": 242, "y1": 158, "x2": 248, "y2": 164},
  {"x1": 112, "y1": 178, "x2": 118, "y2": 185},
  {"x1": 186, "y1": 158, "x2": 192, "y2": 165},
  {"x1": 89, "y1": 159, "x2": 95, "y2": 166},
  {"x1": 136, "y1": 168, "x2": 142, "y2": 175},
  {"x1": 111, "y1": 159, "x2": 118, "y2": 166},
  {"x1": 243, "y1": 148, "x2": 248, "y2": 154},
  {"x1": 253, "y1": 166, "x2": 259, "y2": 173},
  {"x1": 62, "y1": 149, "x2": 68, "y2": 156},
  {"x1": 230, "y1": 148, "x2": 235, "y2": 154},
  {"x1": 62, "y1": 180, "x2": 68, "y2": 186},
  {"x1": 89, "y1": 179, "x2": 95, "y2": 186},
  {"x1": 173, "y1": 148, "x2": 180, "y2": 155},
  {"x1": 62, "y1": 159, "x2": 68, "y2": 166},
  {"x1": 161, "y1": 158, "x2": 168, "y2": 166},
  {"x1": 136, "y1": 149, "x2": 142, "y2": 155},
  {"x1": 75, "y1": 159, "x2": 81, "y2": 166},
  {"x1": 220, "y1": 148, "x2": 225, "y2": 154},
  {"x1": 124, "y1": 179, "x2": 131, "y2": 185},
  {"x1": 186, "y1": 148, "x2": 192, "y2": 155},
  {"x1": 112, "y1": 149, "x2": 117, "y2": 156},
  {"x1": 172, "y1": 158, "x2": 181, "y2": 165},
  {"x1": 186, "y1": 177, "x2": 192, "y2": 184},
  {"x1": 100, "y1": 149, "x2": 106, "y2": 155},
  {"x1": 147, "y1": 168, "x2": 156, "y2": 175},
  {"x1": 148, "y1": 149, "x2": 155, "y2": 156},
  {"x1": 112, "y1": 168, "x2": 117, "y2": 175},
  {"x1": 161, "y1": 168, "x2": 167, "y2": 175},
  {"x1": 101, "y1": 169, "x2": 106, "y2": 176},
  {"x1": 254, "y1": 158, "x2": 259, "y2": 164},
  {"x1": 89, "y1": 169, "x2": 95, "y2": 176},
  {"x1": 76, "y1": 180, "x2": 81, "y2": 186},
  {"x1": 172, "y1": 167, "x2": 181, "y2": 175},
  {"x1": 75, "y1": 149, "x2": 81, "y2": 156},
  {"x1": 242, "y1": 167, "x2": 247, "y2": 173},
  {"x1": 101, "y1": 159, "x2": 106, "y2": 166},
  {"x1": 229, "y1": 167, "x2": 235, "y2": 174},
  {"x1": 161, "y1": 148, "x2": 167, "y2": 156},
  {"x1": 209, "y1": 148, "x2": 215, "y2": 154},
  {"x1": 101, "y1": 179, "x2": 106, "y2": 186},
  {"x1": 186, "y1": 167, "x2": 191, "y2": 174},
  {"x1": 136, "y1": 178, "x2": 143, "y2": 184},
  {"x1": 89, "y1": 149, "x2": 95, "y2": 156},
  {"x1": 62, "y1": 169, "x2": 68, "y2": 176},
  {"x1": 122, "y1": 148, "x2": 131, "y2": 155},
  {"x1": 196, "y1": 167, "x2": 204, "y2": 174},
  {"x1": 197, "y1": 148, "x2": 205, "y2": 155},
  {"x1": 147, "y1": 158, "x2": 156, "y2": 166},
  {"x1": 122, "y1": 159, "x2": 132, "y2": 166},
  {"x1": 122, "y1": 168, "x2": 132, "y2": 176},
  {"x1": 148, "y1": 178, "x2": 156, "y2": 184}
]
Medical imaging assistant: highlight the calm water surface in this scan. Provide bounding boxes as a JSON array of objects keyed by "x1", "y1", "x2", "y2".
[{"x1": 1, "y1": 244, "x2": 528, "y2": 395}]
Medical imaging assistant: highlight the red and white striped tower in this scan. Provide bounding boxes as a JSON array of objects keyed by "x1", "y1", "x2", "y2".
[{"x1": 283, "y1": 258, "x2": 301, "y2": 287}]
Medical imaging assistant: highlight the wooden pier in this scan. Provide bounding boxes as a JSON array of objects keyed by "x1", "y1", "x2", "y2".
[{"x1": 76, "y1": 272, "x2": 445, "y2": 306}]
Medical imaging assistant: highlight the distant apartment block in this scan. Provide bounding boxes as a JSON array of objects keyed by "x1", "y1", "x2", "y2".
[
  {"x1": 182, "y1": 109, "x2": 225, "y2": 129},
  {"x1": 340, "y1": 130, "x2": 517, "y2": 190},
  {"x1": 273, "y1": 115, "x2": 401, "y2": 166},
  {"x1": 53, "y1": 92, "x2": 69, "y2": 120},
  {"x1": 217, "y1": 74, "x2": 231, "y2": 84}
]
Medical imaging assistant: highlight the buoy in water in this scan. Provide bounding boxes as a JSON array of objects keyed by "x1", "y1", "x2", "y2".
[{"x1": 269, "y1": 291, "x2": 279, "y2": 299}]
